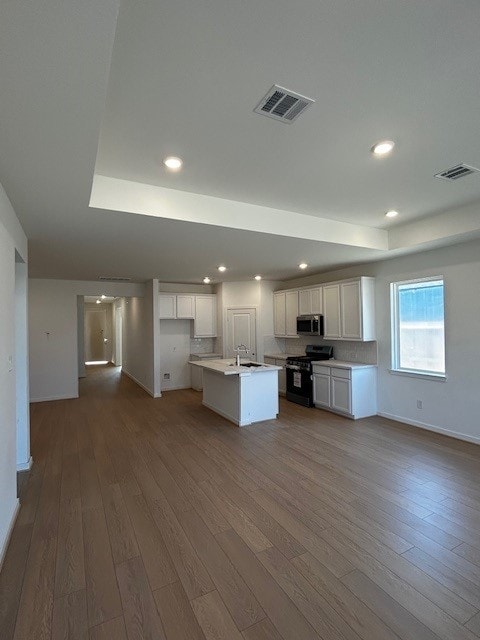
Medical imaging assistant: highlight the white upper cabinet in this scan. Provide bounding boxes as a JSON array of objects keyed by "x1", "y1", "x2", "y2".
[
  {"x1": 311, "y1": 287, "x2": 322, "y2": 314},
  {"x1": 325, "y1": 277, "x2": 375, "y2": 341},
  {"x1": 159, "y1": 293, "x2": 217, "y2": 337},
  {"x1": 340, "y1": 281, "x2": 361, "y2": 339},
  {"x1": 274, "y1": 292, "x2": 286, "y2": 336},
  {"x1": 159, "y1": 294, "x2": 177, "y2": 319},
  {"x1": 323, "y1": 285, "x2": 342, "y2": 338},
  {"x1": 273, "y1": 277, "x2": 375, "y2": 342},
  {"x1": 285, "y1": 290, "x2": 299, "y2": 336},
  {"x1": 194, "y1": 295, "x2": 216, "y2": 337},
  {"x1": 274, "y1": 290, "x2": 298, "y2": 337},
  {"x1": 298, "y1": 287, "x2": 323, "y2": 316},
  {"x1": 176, "y1": 295, "x2": 195, "y2": 319}
]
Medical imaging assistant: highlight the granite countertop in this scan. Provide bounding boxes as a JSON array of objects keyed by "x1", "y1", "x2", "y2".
[
  {"x1": 189, "y1": 358, "x2": 281, "y2": 376},
  {"x1": 312, "y1": 359, "x2": 377, "y2": 370}
]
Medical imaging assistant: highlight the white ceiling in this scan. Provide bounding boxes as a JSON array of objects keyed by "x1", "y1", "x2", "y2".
[
  {"x1": 97, "y1": 0, "x2": 480, "y2": 228},
  {"x1": 1, "y1": 0, "x2": 480, "y2": 283}
]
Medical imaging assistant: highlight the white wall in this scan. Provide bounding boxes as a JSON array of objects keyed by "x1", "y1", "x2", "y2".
[
  {"x1": 15, "y1": 259, "x2": 30, "y2": 471},
  {"x1": 282, "y1": 238, "x2": 480, "y2": 444},
  {"x1": 77, "y1": 296, "x2": 86, "y2": 378},
  {"x1": 159, "y1": 320, "x2": 193, "y2": 390},
  {"x1": 120, "y1": 279, "x2": 159, "y2": 397},
  {"x1": 0, "y1": 183, "x2": 28, "y2": 567},
  {"x1": 29, "y1": 279, "x2": 144, "y2": 401}
]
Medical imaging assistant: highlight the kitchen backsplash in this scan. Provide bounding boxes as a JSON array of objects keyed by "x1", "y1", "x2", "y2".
[
  {"x1": 284, "y1": 336, "x2": 378, "y2": 364},
  {"x1": 263, "y1": 335, "x2": 286, "y2": 356},
  {"x1": 190, "y1": 337, "x2": 217, "y2": 354}
]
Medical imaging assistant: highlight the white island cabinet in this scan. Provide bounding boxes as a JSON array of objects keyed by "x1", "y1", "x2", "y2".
[{"x1": 189, "y1": 359, "x2": 281, "y2": 426}]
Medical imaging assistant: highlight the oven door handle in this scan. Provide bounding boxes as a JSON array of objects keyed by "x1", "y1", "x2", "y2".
[{"x1": 286, "y1": 364, "x2": 302, "y2": 371}]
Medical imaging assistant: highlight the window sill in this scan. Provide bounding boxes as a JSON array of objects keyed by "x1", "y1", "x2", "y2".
[{"x1": 389, "y1": 369, "x2": 447, "y2": 382}]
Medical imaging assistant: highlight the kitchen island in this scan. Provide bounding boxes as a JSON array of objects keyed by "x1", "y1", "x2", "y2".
[{"x1": 189, "y1": 358, "x2": 281, "y2": 426}]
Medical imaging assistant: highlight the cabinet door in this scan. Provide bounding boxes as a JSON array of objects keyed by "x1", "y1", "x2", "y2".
[
  {"x1": 331, "y1": 377, "x2": 352, "y2": 414},
  {"x1": 277, "y1": 360, "x2": 287, "y2": 395},
  {"x1": 285, "y1": 290, "x2": 299, "y2": 336},
  {"x1": 274, "y1": 292, "x2": 286, "y2": 336},
  {"x1": 313, "y1": 374, "x2": 330, "y2": 408},
  {"x1": 341, "y1": 281, "x2": 362, "y2": 339},
  {"x1": 311, "y1": 287, "x2": 323, "y2": 315},
  {"x1": 323, "y1": 285, "x2": 341, "y2": 338},
  {"x1": 194, "y1": 296, "x2": 216, "y2": 337},
  {"x1": 159, "y1": 294, "x2": 176, "y2": 319},
  {"x1": 298, "y1": 290, "x2": 312, "y2": 315},
  {"x1": 176, "y1": 295, "x2": 195, "y2": 319}
]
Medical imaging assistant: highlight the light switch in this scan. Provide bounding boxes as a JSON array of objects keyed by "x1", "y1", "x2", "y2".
[{"x1": 8, "y1": 356, "x2": 13, "y2": 372}]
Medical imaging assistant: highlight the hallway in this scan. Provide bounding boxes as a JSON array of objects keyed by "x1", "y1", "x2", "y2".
[{"x1": 2, "y1": 366, "x2": 480, "y2": 640}]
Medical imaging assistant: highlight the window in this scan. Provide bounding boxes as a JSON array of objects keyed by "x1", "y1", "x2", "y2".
[{"x1": 391, "y1": 276, "x2": 445, "y2": 377}]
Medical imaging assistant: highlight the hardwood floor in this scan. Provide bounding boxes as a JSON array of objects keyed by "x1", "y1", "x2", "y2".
[{"x1": 2, "y1": 364, "x2": 480, "y2": 640}]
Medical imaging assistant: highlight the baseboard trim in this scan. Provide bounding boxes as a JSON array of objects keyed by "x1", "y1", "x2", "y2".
[
  {"x1": 202, "y1": 400, "x2": 243, "y2": 426},
  {"x1": 16, "y1": 456, "x2": 33, "y2": 472},
  {"x1": 0, "y1": 499, "x2": 20, "y2": 573},
  {"x1": 122, "y1": 369, "x2": 156, "y2": 398},
  {"x1": 30, "y1": 393, "x2": 79, "y2": 403},
  {"x1": 161, "y1": 385, "x2": 191, "y2": 392},
  {"x1": 377, "y1": 412, "x2": 480, "y2": 446}
]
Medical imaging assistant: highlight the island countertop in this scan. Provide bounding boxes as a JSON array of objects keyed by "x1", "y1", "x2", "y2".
[{"x1": 189, "y1": 358, "x2": 281, "y2": 376}]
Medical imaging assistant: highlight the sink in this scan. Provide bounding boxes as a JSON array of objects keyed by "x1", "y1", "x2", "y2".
[{"x1": 228, "y1": 362, "x2": 263, "y2": 367}]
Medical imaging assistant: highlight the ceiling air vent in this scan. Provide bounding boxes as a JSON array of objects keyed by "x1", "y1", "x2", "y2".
[
  {"x1": 434, "y1": 164, "x2": 480, "y2": 181},
  {"x1": 254, "y1": 84, "x2": 315, "y2": 124},
  {"x1": 98, "y1": 276, "x2": 132, "y2": 282}
]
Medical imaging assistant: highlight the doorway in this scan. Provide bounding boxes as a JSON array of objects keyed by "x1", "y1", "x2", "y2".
[{"x1": 225, "y1": 307, "x2": 257, "y2": 360}]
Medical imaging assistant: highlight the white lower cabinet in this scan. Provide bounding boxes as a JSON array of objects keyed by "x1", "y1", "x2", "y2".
[
  {"x1": 313, "y1": 363, "x2": 377, "y2": 419},
  {"x1": 312, "y1": 373, "x2": 330, "y2": 408},
  {"x1": 330, "y1": 376, "x2": 351, "y2": 414}
]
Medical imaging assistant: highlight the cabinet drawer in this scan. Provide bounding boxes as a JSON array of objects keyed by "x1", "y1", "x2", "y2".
[
  {"x1": 312, "y1": 364, "x2": 330, "y2": 375},
  {"x1": 331, "y1": 367, "x2": 351, "y2": 379}
]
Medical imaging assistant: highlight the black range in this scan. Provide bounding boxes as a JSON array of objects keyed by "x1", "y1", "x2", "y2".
[{"x1": 286, "y1": 344, "x2": 333, "y2": 407}]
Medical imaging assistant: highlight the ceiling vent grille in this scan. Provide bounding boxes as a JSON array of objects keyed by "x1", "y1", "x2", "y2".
[
  {"x1": 98, "y1": 276, "x2": 132, "y2": 282},
  {"x1": 254, "y1": 85, "x2": 315, "y2": 123},
  {"x1": 434, "y1": 164, "x2": 480, "y2": 181}
]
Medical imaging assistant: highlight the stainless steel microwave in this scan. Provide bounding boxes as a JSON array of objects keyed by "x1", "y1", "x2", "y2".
[{"x1": 296, "y1": 314, "x2": 324, "y2": 336}]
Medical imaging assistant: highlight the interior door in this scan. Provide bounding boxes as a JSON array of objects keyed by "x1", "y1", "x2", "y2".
[
  {"x1": 85, "y1": 308, "x2": 106, "y2": 362},
  {"x1": 226, "y1": 308, "x2": 257, "y2": 360}
]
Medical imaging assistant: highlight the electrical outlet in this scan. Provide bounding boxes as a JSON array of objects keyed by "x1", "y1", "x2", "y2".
[
  {"x1": 417, "y1": 400, "x2": 423, "y2": 409},
  {"x1": 163, "y1": 373, "x2": 170, "y2": 380}
]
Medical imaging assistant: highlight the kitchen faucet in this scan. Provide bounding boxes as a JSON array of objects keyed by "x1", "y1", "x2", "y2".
[{"x1": 234, "y1": 344, "x2": 249, "y2": 366}]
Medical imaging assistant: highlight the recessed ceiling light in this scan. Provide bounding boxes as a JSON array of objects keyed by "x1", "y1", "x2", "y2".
[
  {"x1": 218, "y1": 266, "x2": 226, "y2": 272},
  {"x1": 164, "y1": 156, "x2": 183, "y2": 170},
  {"x1": 371, "y1": 140, "x2": 395, "y2": 156},
  {"x1": 254, "y1": 275, "x2": 262, "y2": 281},
  {"x1": 96, "y1": 299, "x2": 101, "y2": 304},
  {"x1": 385, "y1": 210, "x2": 399, "y2": 218},
  {"x1": 203, "y1": 277, "x2": 211, "y2": 284},
  {"x1": 298, "y1": 263, "x2": 308, "y2": 270}
]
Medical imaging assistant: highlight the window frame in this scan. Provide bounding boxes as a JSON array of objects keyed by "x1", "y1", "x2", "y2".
[{"x1": 390, "y1": 275, "x2": 446, "y2": 380}]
